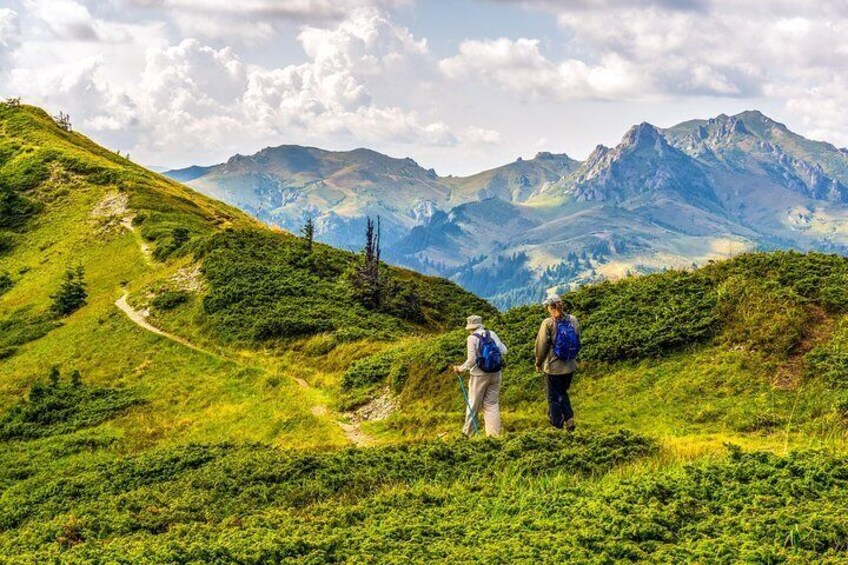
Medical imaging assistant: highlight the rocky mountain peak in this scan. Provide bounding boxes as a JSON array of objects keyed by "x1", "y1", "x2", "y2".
[
  {"x1": 582, "y1": 144, "x2": 611, "y2": 173},
  {"x1": 706, "y1": 114, "x2": 748, "y2": 140},
  {"x1": 621, "y1": 122, "x2": 663, "y2": 150}
]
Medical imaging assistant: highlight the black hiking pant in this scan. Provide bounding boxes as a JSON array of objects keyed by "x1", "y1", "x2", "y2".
[{"x1": 546, "y1": 373, "x2": 574, "y2": 429}]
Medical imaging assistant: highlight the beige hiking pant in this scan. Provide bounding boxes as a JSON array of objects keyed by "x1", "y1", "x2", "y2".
[{"x1": 462, "y1": 372, "x2": 502, "y2": 437}]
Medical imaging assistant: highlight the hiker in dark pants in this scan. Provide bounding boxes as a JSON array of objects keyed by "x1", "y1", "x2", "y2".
[{"x1": 535, "y1": 295, "x2": 581, "y2": 432}]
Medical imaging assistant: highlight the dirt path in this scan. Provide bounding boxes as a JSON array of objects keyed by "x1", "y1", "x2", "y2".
[
  {"x1": 115, "y1": 292, "x2": 373, "y2": 446},
  {"x1": 337, "y1": 421, "x2": 373, "y2": 446},
  {"x1": 115, "y1": 293, "x2": 211, "y2": 356}
]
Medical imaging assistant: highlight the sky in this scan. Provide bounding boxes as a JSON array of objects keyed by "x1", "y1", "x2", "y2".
[{"x1": 0, "y1": 0, "x2": 846, "y2": 175}]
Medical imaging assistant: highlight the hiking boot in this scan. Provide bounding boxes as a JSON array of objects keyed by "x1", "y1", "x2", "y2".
[{"x1": 565, "y1": 419, "x2": 576, "y2": 433}]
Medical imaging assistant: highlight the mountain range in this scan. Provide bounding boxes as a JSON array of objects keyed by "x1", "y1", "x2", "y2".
[{"x1": 166, "y1": 110, "x2": 848, "y2": 308}]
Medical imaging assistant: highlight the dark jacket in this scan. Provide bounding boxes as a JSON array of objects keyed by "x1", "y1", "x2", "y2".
[{"x1": 535, "y1": 315, "x2": 581, "y2": 375}]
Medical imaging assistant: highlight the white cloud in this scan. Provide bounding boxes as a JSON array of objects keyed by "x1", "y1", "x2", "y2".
[
  {"x1": 4, "y1": 0, "x2": 848, "y2": 173},
  {"x1": 23, "y1": 0, "x2": 148, "y2": 42},
  {"x1": 239, "y1": 8, "x2": 448, "y2": 146},
  {"x1": 769, "y1": 76, "x2": 848, "y2": 148},
  {"x1": 146, "y1": 0, "x2": 410, "y2": 42},
  {"x1": 442, "y1": 0, "x2": 848, "y2": 146},
  {"x1": 0, "y1": 9, "x2": 21, "y2": 75},
  {"x1": 440, "y1": 37, "x2": 648, "y2": 101},
  {"x1": 462, "y1": 126, "x2": 501, "y2": 145},
  {"x1": 445, "y1": 2, "x2": 847, "y2": 101},
  {"x1": 154, "y1": 0, "x2": 409, "y2": 20},
  {"x1": 2, "y1": 6, "x2": 477, "y2": 163}
]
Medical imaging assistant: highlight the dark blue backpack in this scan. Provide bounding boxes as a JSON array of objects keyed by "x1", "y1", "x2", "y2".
[
  {"x1": 552, "y1": 317, "x2": 580, "y2": 362},
  {"x1": 475, "y1": 331, "x2": 503, "y2": 373}
]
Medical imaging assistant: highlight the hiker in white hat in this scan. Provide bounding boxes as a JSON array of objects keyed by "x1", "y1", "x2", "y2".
[{"x1": 453, "y1": 315, "x2": 508, "y2": 437}]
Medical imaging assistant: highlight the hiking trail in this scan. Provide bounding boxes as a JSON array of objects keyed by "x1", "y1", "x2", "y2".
[
  {"x1": 114, "y1": 291, "x2": 373, "y2": 446},
  {"x1": 116, "y1": 293, "x2": 211, "y2": 356}
]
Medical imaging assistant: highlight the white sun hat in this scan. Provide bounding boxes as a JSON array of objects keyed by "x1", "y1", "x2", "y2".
[{"x1": 464, "y1": 315, "x2": 484, "y2": 331}]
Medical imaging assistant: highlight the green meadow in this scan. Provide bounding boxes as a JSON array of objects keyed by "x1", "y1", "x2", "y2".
[{"x1": 1, "y1": 104, "x2": 847, "y2": 563}]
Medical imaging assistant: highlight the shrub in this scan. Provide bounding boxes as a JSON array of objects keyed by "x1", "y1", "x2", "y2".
[
  {"x1": 50, "y1": 265, "x2": 87, "y2": 317},
  {"x1": 703, "y1": 251, "x2": 848, "y2": 314},
  {"x1": 151, "y1": 290, "x2": 190, "y2": 311},
  {"x1": 805, "y1": 317, "x2": 848, "y2": 389},
  {"x1": 6, "y1": 438, "x2": 848, "y2": 563},
  {"x1": 715, "y1": 276, "x2": 808, "y2": 356},
  {"x1": 152, "y1": 227, "x2": 193, "y2": 261},
  {"x1": 0, "y1": 231, "x2": 14, "y2": 254},
  {"x1": 837, "y1": 398, "x2": 848, "y2": 424},
  {"x1": 0, "y1": 310, "x2": 60, "y2": 349},
  {"x1": 0, "y1": 369, "x2": 142, "y2": 440},
  {"x1": 573, "y1": 272, "x2": 719, "y2": 361},
  {"x1": 342, "y1": 351, "x2": 398, "y2": 390},
  {"x1": 0, "y1": 270, "x2": 12, "y2": 295},
  {"x1": 199, "y1": 229, "x2": 493, "y2": 344},
  {"x1": 0, "y1": 184, "x2": 41, "y2": 229}
]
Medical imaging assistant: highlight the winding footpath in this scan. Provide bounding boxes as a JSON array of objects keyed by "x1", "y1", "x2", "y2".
[
  {"x1": 115, "y1": 293, "x2": 211, "y2": 356},
  {"x1": 114, "y1": 291, "x2": 372, "y2": 446}
]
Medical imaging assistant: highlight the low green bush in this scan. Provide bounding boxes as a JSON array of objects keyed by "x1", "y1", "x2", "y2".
[
  {"x1": 0, "y1": 430, "x2": 654, "y2": 533},
  {"x1": 342, "y1": 351, "x2": 397, "y2": 390},
  {"x1": 198, "y1": 230, "x2": 494, "y2": 345},
  {"x1": 716, "y1": 275, "x2": 808, "y2": 355},
  {"x1": 0, "y1": 309, "x2": 60, "y2": 350},
  {"x1": 151, "y1": 290, "x2": 190, "y2": 311},
  {"x1": 805, "y1": 317, "x2": 848, "y2": 389},
  {"x1": 0, "y1": 369, "x2": 142, "y2": 440},
  {"x1": 0, "y1": 270, "x2": 12, "y2": 294},
  {"x1": 0, "y1": 183, "x2": 41, "y2": 229},
  {"x1": 0, "y1": 231, "x2": 14, "y2": 254},
  {"x1": 4, "y1": 436, "x2": 848, "y2": 563}
]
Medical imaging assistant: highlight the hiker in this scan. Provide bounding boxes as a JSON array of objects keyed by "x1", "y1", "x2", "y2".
[
  {"x1": 453, "y1": 315, "x2": 508, "y2": 437},
  {"x1": 535, "y1": 295, "x2": 581, "y2": 432}
]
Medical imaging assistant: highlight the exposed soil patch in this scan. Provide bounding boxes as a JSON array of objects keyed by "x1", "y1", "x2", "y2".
[
  {"x1": 347, "y1": 388, "x2": 398, "y2": 424},
  {"x1": 91, "y1": 192, "x2": 131, "y2": 234},
  {"x1": 171, "y1": 265, "x2": 205, "y2": 293}
]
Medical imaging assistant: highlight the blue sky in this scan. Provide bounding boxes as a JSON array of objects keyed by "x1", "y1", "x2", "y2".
[{"x1": 0, "y1": 0, "x2": 845, "y2": 175}]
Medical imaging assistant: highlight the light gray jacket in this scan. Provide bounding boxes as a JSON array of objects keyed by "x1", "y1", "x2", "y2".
[
  {"x1": 457, "y1": 328, "x2": 508, "y2": 377},
  {"x1": 535, "y1": 315, "x2": 581, "y2": 375}
]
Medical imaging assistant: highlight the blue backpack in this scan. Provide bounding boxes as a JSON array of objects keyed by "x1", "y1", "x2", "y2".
[
  {"x1": 552, "y1": 317, "x2": 580, "y2": 362},
  {"x1": 475, "y1": 331, "x2": 503, "y2": 373}
]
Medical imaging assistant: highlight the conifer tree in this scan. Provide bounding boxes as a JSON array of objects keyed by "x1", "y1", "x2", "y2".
[
  {"x1": 351, "y1": 216, "x2": 384, "y2": 309},
  {"x1": 48, "y1": 367, "x2": 60, "y2": 388},
  {"x1": 50, "y1": 265, "x2": 88, "y2": 317},
  {"x1": 301, "y1": 217, "x2": 315, "y2": 253}
]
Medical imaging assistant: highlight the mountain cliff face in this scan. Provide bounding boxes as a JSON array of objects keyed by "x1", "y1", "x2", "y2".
[
  {"x1": 663, "y1": 112, "x2": 848, "y2": 203},
  {"x1": 166, "y1": 111, "x2": 848, "y2": 308},
  {"x1": 566, "y1": 123, "x2": 720, "y2": 213}
]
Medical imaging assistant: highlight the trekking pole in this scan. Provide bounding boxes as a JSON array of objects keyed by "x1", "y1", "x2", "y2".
[{"x1": 456, "y1": 373, "x2": 480, "y2": 435}]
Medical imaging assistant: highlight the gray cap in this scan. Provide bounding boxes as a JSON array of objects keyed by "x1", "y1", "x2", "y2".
[
  {"x1": 542, "y1": 294, "x2": 562, "y2": 307},
  {"x1": 465, "y1": 315, "x2": 483, "y2": 330}
]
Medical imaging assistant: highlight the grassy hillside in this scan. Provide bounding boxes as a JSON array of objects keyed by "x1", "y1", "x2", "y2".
[
  {"x1": 0, "y1": 101, "x2": 498, "y2": 438},
  {"x1": 2, "y1": 104, "x2": 848, "y2": 563},
  {"x1": 350, "y1": 251, "x2": 848, "y2": 451}
]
